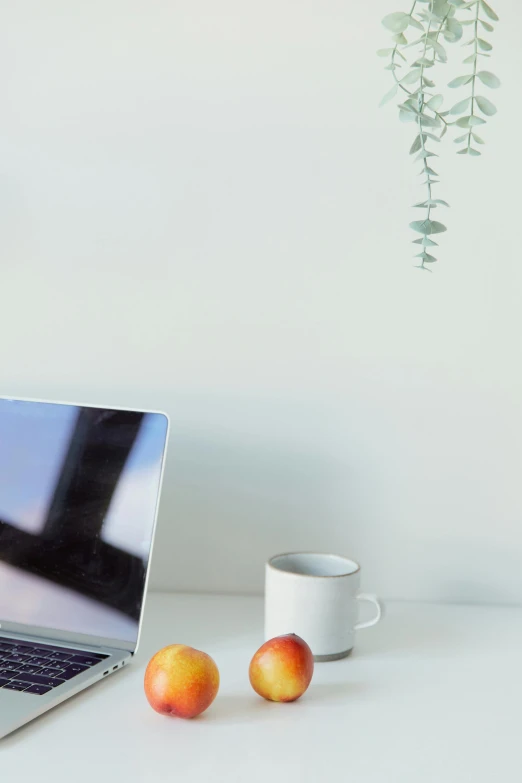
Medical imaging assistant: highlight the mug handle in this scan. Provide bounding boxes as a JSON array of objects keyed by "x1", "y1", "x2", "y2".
[{"x1": 354, "y1": 592, "x2": 383, "y2": 630}]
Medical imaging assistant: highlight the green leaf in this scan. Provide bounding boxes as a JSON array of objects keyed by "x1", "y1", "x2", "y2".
[
  {"x1": 399, "y1": 99, "x2": 418, "y2": 113},
  {"x1": 423, "y1": 253, "x2": 438, "y2": 263},
  {"x1": 392, "y1": 32, "x2": 408, "y2": 45},
  {"x1": 400, "y1": 109, "x2": 417, "y2": 123},
  {"x1": 477, "y1": 38, "x2": 493, "y2": 51},
  {"x1": 480, "y1": 19, "x2": 494, "y2": 32},
  {"x1": 420, "y1": 114, "x2": 441, "y2": 128},
  {"x1": 413, "y1": 202, "x2": 428, "y2": 208},
  {"x1": 415, "y1": 151, "x2": 438, "y2": 161},
  {"x1": 427, "y1": 94, "x2": 444, "y2": 111},
  {"x1": 475, "y1": 95, "x2": 497, "y2": 115},
  {"x1": 430, "y1": 40, "x2": 447, "y2": 62},
  {"x1": 379, "y1": 84, "x2": 399, "y2": 107},
  {"x1": 401, "y1": 68, "x2": 421, "y2": 84},
  {"x1": 456, "y1": 115, "x2": 486, "y2": 127},
  {"x1": 413, "y1": 57, "x2": 434, "y2": 67},
  {"x1": 454, "y1": 133, "x2": 469, "y2": 143},
  {"x1": 476, "y1": 70, "x2": 500, "y2": 88},
  {"x1": 480, "y1": 0, "x2": 499, "y2": 21},
  {"x1": 469, "y1": 147, "x2": 481, "y2": 156},
  {"x1": 447, "y1": 0, "x2": 465, "y2": 6},
  {"x1": 384, "y1": 63, "x2": 399, "y2": 70},
  {"x1": 449, "y1": 97, "x2": 471, "y2": 114},
  {"x1": 463, "y1": 54, "x2": 477, "y2": 64},
  {"x1": 424, "y1": 131, "x2": 441, "y2": 142},
  {"x1": 445, "y1": 18, "x2": 463, "y2": 41},
  {"x1": 409, "y1": 135, "x2": 423, "y2": 154},
  {"x1": 382, "y1": 11, "x2": 410, "y2": 32},
  {"x1": 377, "y1": 48, "x2": 394, "y2": 57},
  {"x1": 413, "y1": 237, "x2": 438, "y2": 246},
  {"x1": 457, "y1": 148, "x2": 469, "y2": 154},
  {"x1": 440, "y1": 123, "x2": 448, "y2": 139},
  {"x1": 472, "y1": 132, "x2": 485, "y2": 143},
  {"x1": 423, "y1": 77, "x2": 435, "y2": 88},
  {"x1": 410, "y1": 219, "x2": 447, "y2": 235},
  {"x1": 448, "y1": 75, "x2": 473, "y2": 88},
  {"x1": 409, "y1": 15, "x2": 425, "y2": 30},
  {"x1": 425, "y1": 166, "x2": 439, "y2": 175}
]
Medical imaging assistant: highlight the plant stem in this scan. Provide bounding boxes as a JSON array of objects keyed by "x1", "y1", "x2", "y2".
[
  {"x1": 416, "y1": 2, "x2": 434, "y2": 268},
  {"x1": 467, "y1": 2, "x2": 480, "y2": 151}
]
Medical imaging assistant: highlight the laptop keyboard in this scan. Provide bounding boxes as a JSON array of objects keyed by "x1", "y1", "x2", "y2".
[{"x1": 0, "y1": 637, "x2": 108, "y2": 696}]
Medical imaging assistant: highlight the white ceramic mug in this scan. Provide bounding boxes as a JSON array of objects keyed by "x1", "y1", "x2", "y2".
[{"x1": 265, "y1": 552, "x2": 382, "y2": 661}]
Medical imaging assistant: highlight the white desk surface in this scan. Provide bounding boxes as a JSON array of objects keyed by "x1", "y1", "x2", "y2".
[{"x1": 1, "y1": 592, "x2": 520, "y2": 782}]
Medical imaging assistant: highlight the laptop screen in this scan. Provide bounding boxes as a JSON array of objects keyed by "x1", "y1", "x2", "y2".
[{"x1": 0, "y1": 399, "x2": 168, "y2": 644}]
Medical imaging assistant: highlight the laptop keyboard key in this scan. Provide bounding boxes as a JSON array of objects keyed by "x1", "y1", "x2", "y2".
[
  {"x1": 41, "y1": 667, "x2": 65, "y2": 677},
  {"x1": 0, "y1": 678, "x2": 9, "y2": 687},
  {"x1": 27, "y1": 657, "x2": 49, "y2": 667},
  {"x1": 23, "y1": 684, "x2": 52, "y2": 695},
  {"x1": 60, "y1": 664, "x2": 88, "y2": 680},
  {"x1": 3, "y1": 681, "x2": 28, "y2": 691},
  {"x1": 10, "y1": 672, "x2": 65, "y2": 687},
  {"x1": 5, "y1": 654, "x2": 31, "y2": 664},
  {"x1": 68, "y1": 655, "x2": 100, "y2": 666},
  {"x1": 47, "y1": 652, "x2": 71, "y2": 662},
  {"x1": 18, "y1": 665, "x2": 41, "y2": 674},
  {"x1": 0, "y1": 668, "x2": 20, "y2": 678}
]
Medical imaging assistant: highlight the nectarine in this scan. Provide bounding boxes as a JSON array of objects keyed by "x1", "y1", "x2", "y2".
[
  {"x1": 249, "y1": 634, "x2": 314, "y2": 702},
  {"x1": 144, "y1": 644, "x2": 219, "y2": 719}
]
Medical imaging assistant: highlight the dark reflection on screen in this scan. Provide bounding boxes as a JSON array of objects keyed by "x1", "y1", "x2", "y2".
[{"x1": 0, "y1": 400, "x2": 168, "y2": 643}]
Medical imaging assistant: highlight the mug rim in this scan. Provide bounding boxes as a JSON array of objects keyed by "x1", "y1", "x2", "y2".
[{"x1": 267, "y1": 551, "x2": 361, "y2": 578}]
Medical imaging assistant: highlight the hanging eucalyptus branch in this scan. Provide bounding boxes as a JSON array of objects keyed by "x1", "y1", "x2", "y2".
[{"x1": 378, "y1": 0, "x2": 500, "y2": 271}]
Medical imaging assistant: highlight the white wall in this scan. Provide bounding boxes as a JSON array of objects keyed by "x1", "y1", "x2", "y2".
[{"x1": 1, "y1": 0, "x2": 520, "y2": 604}]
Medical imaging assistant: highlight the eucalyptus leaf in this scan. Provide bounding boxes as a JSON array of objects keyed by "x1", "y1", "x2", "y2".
[
  {"x1": 480, "y1": 19, "x2": 494, "y2": 32},
  {"x1": 424, "y1": 131, "x2": 442, "y2": 141},
  {"x1": 412, "y1": 237, "x2": 438, "y2": 246},
  {"x1": 423, "y1": 253, "x2": 438, "y2": 263},
  {"x1": 469, "y1": 147, "x2": 481, "y2": 156},
  {"x1": 475, "y1": 95, "x2": 497, "y2": 115},
  {"x1": 448, "y1": 75, "x2": 473, "y2": 88},
  {"x1": 384, "y1": 63, "x2": 399, "y2": 70},
  {"x1": 379, "y1": 84, "x2": 399, "y2": 107},
  {"x1": 413, "y1": 58, "x2": 434, "y2": 67},
  {"x1": 447, "y1": 0, "x2": 465, "y2": 6},
  {"x1": 454, "y1": 133, "x2": 469, "y2": 143},
  {"x1": 457, "y1": 148, "x2": 469, "y2": 154},
  {"x1": 410, "y1": 219, "x2": 447, "y2": 235},
  {"x1": 427, "y1": 94, "x2": 444, "y2": 111},
  {"x1": 425, "y1": 166, "x2": 439, "y2": 175},
  {"x1": 423, "y1": 77, "x2": 436, "y2": 88},
  {"x1": 415, "y1": 151, "x2": 439, "y2": 161},
  {"x1": 480, "y1": 0, "x2": 499, "y2": 21},
  {"x1": 446, "y1": 18, "x2": 463, "y2": 40},
  {"x1": 449, "y1": 97, "x2": 471, "y2": 114},
  {"x1": 440, "y1": 123, "x2": 448, "y2": 139},
  {"x1": 469, "y1": 115, "x2": 486, "y2": 125},
  {"x1": 463, "y1": 54, "x2": 477, "y2": 64},
  {"x1": 413, "y1": 202, "x2": 428, "y2": 207},
  {"x1": 433, "y1": 199, "x2": 450, "y2": 206},
  {"x1": 409, "y1": 15, "x2": 425, "y2": 30},
  {"x1": 476, "y1": 70, "x2": 500, "y2": 88},
  {"x1": 392, "y1": 33, "x2": 408, "y2": 45},
  {"x1": 472, "y1": 132, "x2": 485, "y2": 143},
  {"x1": 400, "y1": 109, "x2": 417, "y2": 123},
  {"x1": 477, "y1": 38, "x2": 493, "y2": 51},
  {"x1": 377, "y1": 48, "x2": 394, "y2": 56},
  {"x1": 382, "y1": 11, "x2": 410, "y2": 32},
  {"x1": 409, "y1": 135, "x2": 423, "y2": 154},
  {"x1": 401, "y1": 68, "x2": 422, "y2": 84},
  {"x1": 420, "y1": 114, "x2": 441, "y2": 128},
  {"x1": 430, "y1": 40, "x2": 448, "y2": 61}
]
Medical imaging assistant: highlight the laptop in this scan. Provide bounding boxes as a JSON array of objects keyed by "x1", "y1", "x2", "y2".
[{"x1": 0, "y1": 397, "x2": 169, "y2": 739}]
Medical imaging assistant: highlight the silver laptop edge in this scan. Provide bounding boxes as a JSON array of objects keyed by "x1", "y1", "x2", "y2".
[{"x1": 0, "y1": 397, "x2": 170, "y2": 739}]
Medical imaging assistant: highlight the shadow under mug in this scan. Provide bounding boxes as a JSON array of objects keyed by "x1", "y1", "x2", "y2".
[{"x1": 265, "y1": 552, "x2": 382, "y2": 661}]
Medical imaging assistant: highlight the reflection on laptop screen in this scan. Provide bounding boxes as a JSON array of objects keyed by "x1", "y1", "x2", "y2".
[{"x1": 0, "y1": 400, "x2": 168, "y2": 643}]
